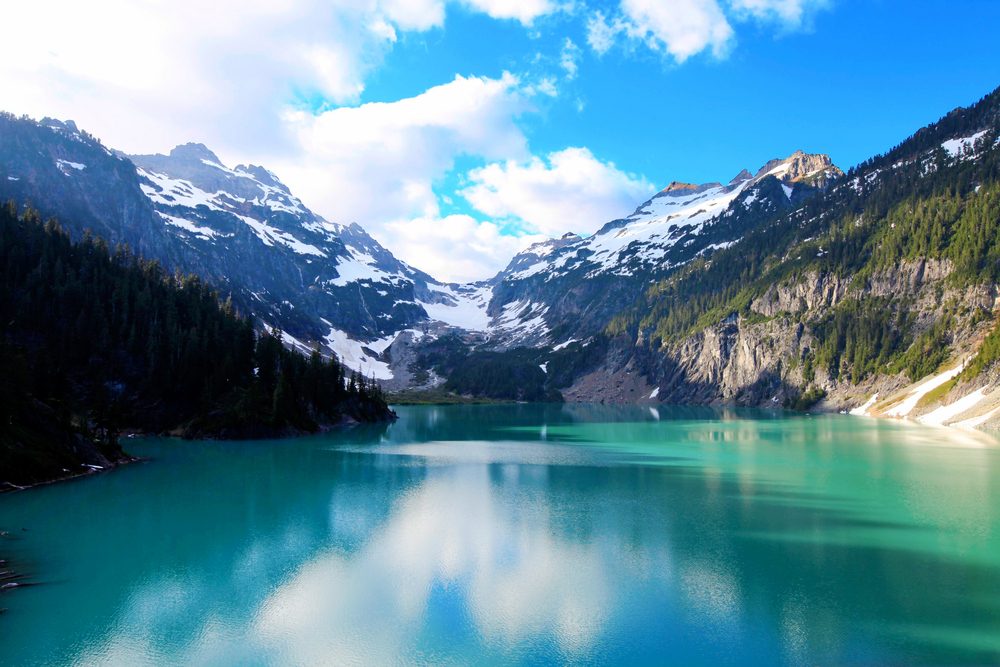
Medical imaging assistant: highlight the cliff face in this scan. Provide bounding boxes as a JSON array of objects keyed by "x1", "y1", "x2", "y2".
[
  {"x1": 640, "y1": 261, "x2": 994, "y2": 406},
  {"x1": 554, "y1": 88, "x2": 1000, "y2": 423},
  {"x1": 561, "y1": 249, "x2": 1000, "y2": 435}
]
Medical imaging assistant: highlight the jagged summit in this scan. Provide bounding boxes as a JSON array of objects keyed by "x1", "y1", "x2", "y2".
[
  {"x1": 660, "y1": 181, "x2": 723, "y2": 196},
  {"x1": 754, "y1": 150, "x2": 843, "y2": 183},
  {"x1": 663, "y1": 181, "x2": 698, "y2": 193},
  {"x1": 40, "y1": 117, "x2": 80, "y2": 133},
  {"x1": 492, "y1": 145, "x2": 848, "y2": 340},
  {"x1": 166, "y1": 142, "x2": 223, "y2": 165},
  {"x1": 648, "y1": 152, "x2": 841, "y2": 209},
  {"x1": 236, "y1": 164, "x2": 285, "y2": 189},
  {"x1": 729, "y1": 169, "x2": 753, "y2": 185}
]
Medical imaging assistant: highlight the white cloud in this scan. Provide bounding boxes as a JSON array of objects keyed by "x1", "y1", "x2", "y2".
[
  {"x1": 380, "y1": 0, "x2": 446, "y2": 30},
  {"x1": 0, "y1": 1, "x2": 417, "y2": 154},
  {"x1": 463, "y1": 0, "x2": 565, "y2": 25},
  {"x1": 0, "y1": 0, "x2": 566, "y2": 157},
  {"x1": 276, "y1": 72, "x2": 531, "y2": 228},
  {"x1": 621, "y1": 0, "x2": 734, "y2": 61},
  {"x1": 587, "y1": 0, "x2": 733, "y2": 62},
  {"x1": 560, "y1": 38, "x2": 583, "y2": 79},
  {"x1": 586, "y1": 11, "x2": 619, "y2": 56},
  {"x1": 461, "y1": 147, "x2": 653, "y2": 238},
  {"x1": 375, "y1": 215, "x2": 544, "y2": 283},
  {"x1": 279, "y1": 77, "x2": 651, "y2": 282},
  {"x1": 272, "y1": 72, "x2": 562, "y2": 281},
  {"x1": 588, "y1": 0, "x2": 830, "y2": 60},
  {"x1": 0, "y1": 0, "x2": 641, "y2": 284},
  {"x1": 729, "y1": 0, "x2": 830, "y2": 27}
]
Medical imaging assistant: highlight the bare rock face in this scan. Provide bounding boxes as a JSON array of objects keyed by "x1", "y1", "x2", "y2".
[
  {"x1": 755, "y1": 150, "x2": 845, "y2": 185},
  {"x1": 728, "y1": 169, "x2": 753, "y2": 185},
  {"x1": 656, "y1": 316, "x2": 810, "y2": 405},
  {"x1": 661, "y1": 181, "x2": 723, "y2": 195},
  {"x1": 640, "y1": 258, "x2": 997, "y2": 409}
]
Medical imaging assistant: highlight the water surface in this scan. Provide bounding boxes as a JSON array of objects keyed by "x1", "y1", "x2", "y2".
[{"x1": 1, "y1": 404, "x2": 999, "y2": 665}]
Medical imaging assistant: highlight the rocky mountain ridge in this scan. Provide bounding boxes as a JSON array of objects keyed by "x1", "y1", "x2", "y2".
[
  {"x1": 0, "y1": 113, "x2": 511, "y2": 381},
  {"x1": 4, "y1": 84, "x2": 1000, "y2": 417},
  {"x1": 472, "y1": 149, "x2": 843, "y2": 350},
  {"x1": 567, "y1": 85, "x2": 1000, "y2": 426}
]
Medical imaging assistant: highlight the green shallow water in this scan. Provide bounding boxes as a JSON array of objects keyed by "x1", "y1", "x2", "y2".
[{"x1": 1, "y1": 404, "x2": 999, "y2": 665}]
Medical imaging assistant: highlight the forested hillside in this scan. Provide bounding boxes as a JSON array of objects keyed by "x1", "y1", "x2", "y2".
[
  {"x1": 1, "y1": 203, "x2": 393, "y2": 488},
  {"x1": 596, "y1": 86, "x2": 1000, "y2": 412}
]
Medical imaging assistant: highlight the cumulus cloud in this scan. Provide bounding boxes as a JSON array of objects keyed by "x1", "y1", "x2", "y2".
[
  {"x1": 461, "y1": 147, "x2": 653, "y2": 238},
  {"x1": 587, "y1": 0, "x2": 830, "y2": 61},
  {"x1": 0, "y1": 0, "x2": 566, "y2": 157},
  {"x1": 622, "y1": 0, "x2": 734, "y2": 61},
  {"x1": 0, "y1": 1, "x2": 402, "y2": 154},
  {"x1": 463, "y1": 0, "x2": 567, "y2": 25},
  {"x1": 587, "y1": 0, "x2": 733, "y2": 62},
  {"x1": 275, "y1": 72, "x2": 531, "y2": 227},
  {"x1": 374, "y1": 215, "x2": 544, "y2": 283},
  {"x1": 0, "y1": 0, "x2": 644, "y2": 283},
  {"x1": 275, "y1": 76, "x2": 655, "y2": 282}
]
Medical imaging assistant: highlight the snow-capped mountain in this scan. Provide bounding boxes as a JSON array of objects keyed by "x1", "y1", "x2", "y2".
[
  {"x1": 0, "y1": 113, "x2": 488, "y2": 381},
  {"x1": 0, "y1": 110, "x2": 842, "y2": 388},
  {"x1": 477, "y1": 150, "x2": 843, "y2": 349}
]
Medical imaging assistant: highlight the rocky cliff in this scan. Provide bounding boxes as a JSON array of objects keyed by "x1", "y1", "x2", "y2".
[{"x1": 560, "y1": 86, "x2": 1000, "y2": 428}]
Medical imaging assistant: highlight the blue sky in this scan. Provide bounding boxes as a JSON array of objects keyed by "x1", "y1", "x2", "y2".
[
  {"x1": 3, "y1": 0, "x2": 999, "y2": 280},
  {"x1": 365, "y1": 0, "x2": 1000, "y2": 184}
]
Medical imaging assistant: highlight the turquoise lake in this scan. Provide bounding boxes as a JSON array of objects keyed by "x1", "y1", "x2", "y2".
[{"x1": 1, "y1": 404, "x2": 999, "y2": 665}]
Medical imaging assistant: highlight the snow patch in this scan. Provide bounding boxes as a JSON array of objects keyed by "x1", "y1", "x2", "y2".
[
  {"x1": 323, "y1": 328, "x2": 393, "y2": 380},
  {"x1": 420, "y1": 283, "x2": 493, "y2": 331},
  {"x1": 158, "y1": 213, "x2": 218, "y2": 241},
  {"x1": 916, "y1": 389, "x2": 988, "y2": 426},
  {"x1": 648, "y1": 387, "x2": 660, "y2": 399},
  {"x1": 56, "y1": 159, "x2": 86, "y2": 173},
  {"x1": 954, "y1": 405, "x2": 1000, "y2": 429},
  {"x1": 941, "y1": 130, "x2": 988, "y2": 159},
  {"x1": 329, "y1": 249, "x2": 405, "y2": 286},
  {"x1": 849, "y1": 393, "x2": 878, "y2": 416},
  {"x1": 494, "y1": 299, "x2": 550, "y2": 343},
  {"x1": 138, "y1": 168, "x2": 226, "y2": 211},
  {"x1": 886, "y1": 364, "x2": 965, "y2": 417},
  {"x1": 237, "y1": 215, "x2": 325, "y2": 256},
  {"x1": 366, "y1": 333, "x2": 399, "y2": 355}
]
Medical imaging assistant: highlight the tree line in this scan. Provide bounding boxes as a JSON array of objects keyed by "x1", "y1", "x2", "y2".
[{"x1": 1, "y1": 201, "x2": 392, "y2": 482}]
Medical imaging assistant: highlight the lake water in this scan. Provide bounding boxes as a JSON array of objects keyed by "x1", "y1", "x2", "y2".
[{"x1": 1, "y1": 404, "x2": 999, "y2": 665}]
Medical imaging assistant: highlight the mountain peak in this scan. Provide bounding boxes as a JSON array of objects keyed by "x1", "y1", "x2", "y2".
[
  {"x1": 754, "y1": 150, "x2": 842, "y2": 183},
  {"x1": 167, "y1": 142, "x2": 223, "y2": 166},
  {"x1": 660, "y1": 181, "x2": 723, "y2": 196},
  {"x1": 236, "y1": 164, "x2": 283, "y2": 188},
  {"x1": 40, "y1": 117, "x2": 80, "y2": 134},
  {"x1": 729, "y1": 169, "x2": 753, "y2": 185}
]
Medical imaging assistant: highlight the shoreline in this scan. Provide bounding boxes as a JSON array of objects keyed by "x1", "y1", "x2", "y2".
[
  {"x1": 838, "y1": 360, "x2": 1000, "y2": 437},
  {"x1": 1, "y1": 455, "x2": 143, "y2": 495},
  {"x1": 1, "y1": 412, "x2": 397, "y2": 494}
]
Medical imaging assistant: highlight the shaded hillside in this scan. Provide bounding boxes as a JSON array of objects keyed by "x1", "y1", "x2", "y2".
[
  {"x1": 0, "y1": 114, "x2": 472, "y2": 383},
  {"x1": 0, "y1": 204, "x2": 393, "y2": 488}
]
